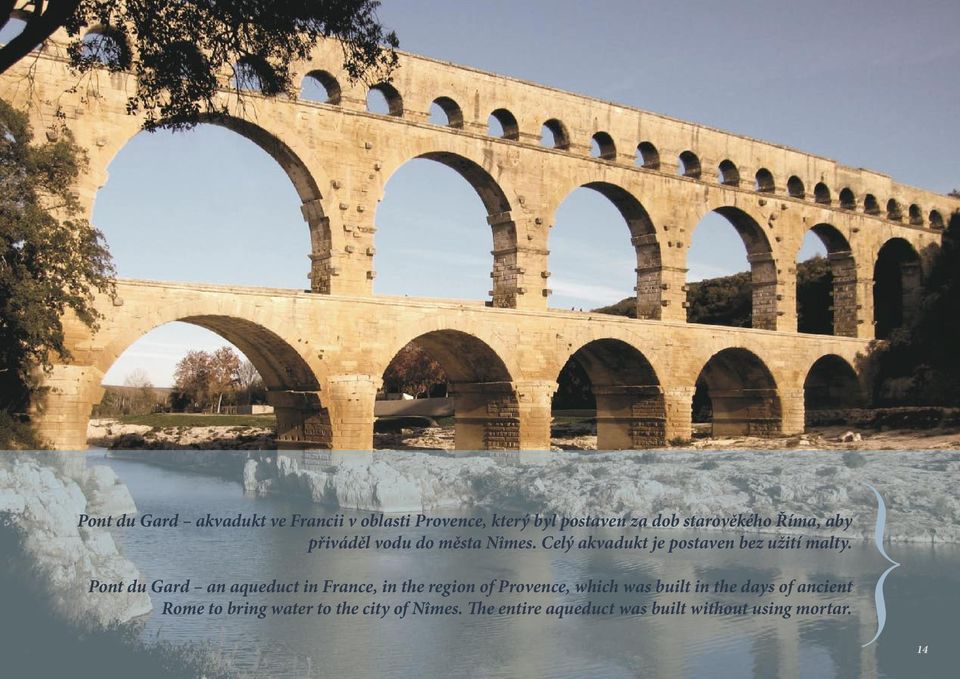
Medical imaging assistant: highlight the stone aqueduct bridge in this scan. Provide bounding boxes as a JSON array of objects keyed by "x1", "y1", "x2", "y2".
[{"x1": 3, "y1": 36, "x2": 956, "y2": 451}]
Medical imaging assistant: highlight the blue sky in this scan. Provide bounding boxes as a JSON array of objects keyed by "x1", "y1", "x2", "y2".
[{"x1": 7, "y1": 2, "x2": 958, "y2": 386}]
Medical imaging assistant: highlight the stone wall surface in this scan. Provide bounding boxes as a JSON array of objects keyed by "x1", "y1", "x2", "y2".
[{"x1": 2, "y1": 30, "x2": 955, "y2": 452}]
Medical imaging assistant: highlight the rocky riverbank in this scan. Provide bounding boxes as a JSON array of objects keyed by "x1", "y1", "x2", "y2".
[{"x1": 0, "y1": 454, "x2": 152, "y2": 625}]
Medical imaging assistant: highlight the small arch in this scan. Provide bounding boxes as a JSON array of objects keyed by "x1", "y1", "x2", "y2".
[
  {"x1": 694, "y1": 348, "x2": 781, "y2": 437},
  {"x1": 755, "y1": 168, "x2": 775, "y2": 193},
  {"x1": 636, "y1": 141, "x2": 660, "y2": 170},
  {"x1": 541, "y1": 118, "x2": 570, "y2": 149},
  {"x1": 929, "y1": 210, "x2": 944, "y2": 230},
  {"x1": 231, "y1": 57, "x2": 276, "y2": 93},
  {"x1": 804, "y1": 355, "x2": 863, "y2": 423},
  {"x1": 814, "y1": 182, "x2": 831, "y2": 205},
  {"x1": 787, "y1": 176, "x2": 805, "y2": 199},
  {"x1": 553, "y1": 339, "x2": 665, "y2": 449},
  {"x1": 79, "y1": 26, "x2": 131, "y2": 68},
  {"x1": 909, "y1": 204, "x2": 923, "y2": 226},
  {"x1": 839, "y1": 187, "x2": 856, "y2": 210},
  {"x1": 591, "y1": 131, "x2": 617, "y2": 160},
  {"x1": 488, "y1": 108, "x2": 519, "y2": 140},
  {"x1": 874, "y1": 238, "x2": 922, "y2": 338},
  {"x1": 886, "y1": 198, "x2": 903, "y2": 221},
  {"x1": 679, "y1": 150, "x2": 701, "y2": 179},
  {"x1": 864, "y1": 194, "x2": 880, "y2": 215},
  {"x1": 300, "y1": 70, "x2": 341, "y2": 104},
  {"x1": 429, "y1": 96, "x2": 464, "y2": 129},
  {"x1": 367, "y1": 82, "x2": 403, "y2": 117},
  {"x1": 718, "y1": 159, "x2": 740, "y2": 186}
]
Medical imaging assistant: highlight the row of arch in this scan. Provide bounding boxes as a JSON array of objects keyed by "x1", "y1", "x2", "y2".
[
  {"x1": 61, "y1": 24, "x2": 951, "y2": 234},
  {"x1": 291, "y1": 69, "x2": 948, "y2": 232},
  {"x1": 103, "y1": 312, "x2": 864, "y2": 449}
]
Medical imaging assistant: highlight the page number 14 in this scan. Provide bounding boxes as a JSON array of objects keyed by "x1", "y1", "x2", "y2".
[{"x1": 917, "y1": 645, "x2": 929, "y2": 654}]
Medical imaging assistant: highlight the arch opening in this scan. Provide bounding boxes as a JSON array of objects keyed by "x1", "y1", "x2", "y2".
[
  {"x1": 429, "y1": 96, "x2": 464, "y2": 128},
  {"x1": 548, "y1": 182, "x2": 661, "y2": 319},
  {"x1": 718, "y1": 159, "x2": 740, "y2": 186},
  {"x1": 300, "y1": 70, "x2": 341, "y2": 104},
  {"x1": 864, "y1": 194, "x2": 880, "y2": 215},
  {"x1": 541, "y1": 118, "x2": 570, "y2": 149},
  {"x1": 367, "y1": 82, "x2": 403, "y2": 116},
  {"x1": 93, "y1": 119, "x2": 327, "y2": 292},
  {"x1": 755, "y1": 168, "x2": 775, "y2": 193},
  {"x1": 886, "y1": 198, "x2": 903, "y2": 222},
  {"x1": 874, "y1": 238, "x2": 922, "y2": 339},
  {"x1": 79, "y1": 26, "x2": 131, "y2": 68},
  {"x1": 787, "y1": 176, "x2": 805, "y2": 199},
  {"x1": 686, "y1": 207, "x2": 777, "y2": 330},
  {"x1": 97, "y1": 317, "x2": 326, "y2": 449},
  {"x1": 552, "y1": 339, "x2": 664, "y2": 450},
  {"x1": 591, "y1": 131, "x2": 617, "y2": 160},
  {"x1": 636, "y1": 141, "x2": 660, "y2": 170},
  {"x1": 377, "y1": 330, "x2": 517, "y2": 450},
  {"x1": 374, "y1": 153, "x2": 517, "y2": 306},
  {"x1": 679, "y1": 151, "x2": 701, "y2": 179},
  {"x1": 488, "y1": 108, "x2": 519, "y2": 140},
  {"x1": 814, "y1": 182, "x2": 831, "y2": 205},
  {"x1": 803, "y1": 355, "x2": 863, "y2": 426},
  {"x1": 797, "y1": 224, "x2": 857, "y2": 337},
  {"x1": 0, "y1": 16, "x2": 28, "y2": 47},
  {"x1": 929, "y1": 210, "x2": 944, "y2": 230},
  {"x1": 909, "y1": 204, "x2": 923, "y2": 226},
  {"x1": 693, "y1": 348, "x2": 781, "y2": 438},
  {"x1": 839, "y1": 188, "x2": 856, "y2": 210}
]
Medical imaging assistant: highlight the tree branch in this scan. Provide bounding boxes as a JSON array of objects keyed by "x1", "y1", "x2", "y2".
[{"x1": 0, "y1": 0, "x2": 80, "y2": 75}]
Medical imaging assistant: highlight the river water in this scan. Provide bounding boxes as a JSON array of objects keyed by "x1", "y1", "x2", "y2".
[{"x1": 89, "y1": 452, "x2": 958, "y2": 679}]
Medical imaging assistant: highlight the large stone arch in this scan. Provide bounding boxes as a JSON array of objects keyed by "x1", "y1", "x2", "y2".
[
  {"x1": 95, "y1": 309, "x2": 330, "y2": 449},
  {"x1": 373, "y1": 148, "x2": 523, "y2": 308},
  {"x1": 686, "y1": 202, "x2": 779, "y2": 330},
  {"x1": 555, "y1": 338, "x2": 666, "y2": 449},
  {"x1": 798, "y1": 223, "x2": 858, "y2": 337},
  {"x1": 694, "y1": 348, "x2": 782, "y2": 437},
  {"x1": 91, "y1": 111, "x2": 334, "y2": 294},
  {"x1": 378, "y1": 327, "x2": 520, "y2": 450},
  {"x1": 547, "y1": 181, "x2": 664, "y2": 319}
]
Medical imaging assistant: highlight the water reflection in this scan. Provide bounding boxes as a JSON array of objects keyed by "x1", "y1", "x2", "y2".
[{"x1": 77, "y1": 452, "x2": 959, "y2": 679}]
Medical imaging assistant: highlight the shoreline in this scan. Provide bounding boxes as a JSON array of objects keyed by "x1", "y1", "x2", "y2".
[{"x1": 86, "y1": 417, "x2": 960, "y2": 453}]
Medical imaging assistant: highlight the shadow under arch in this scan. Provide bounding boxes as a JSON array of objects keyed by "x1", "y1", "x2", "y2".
[
  {"x1": 554, "y1": 338, "x2": 666, "y2": 449},
  {"x1": 694, "y1": 347, "x2": 782, "y2": 437},
  {"x1": 804, "y1": 355, "x2": 863, "y2": 425},
  {"x1": 687, "y1": 205, "x2": 778, "y2": 330},
  {"x1": 375, "y1": 150, "x2": 521, "y2": 307},
  {"x1": 380, "y1": 329, "x2": 519, "y2": 450},
  {"x1": 99, "y1": 315, "x2": 329, "y2": 448},
  {"x1": 798, "y1": 224, "x2": 857, "y2": 337},
  {"x1": 874, "y1": 237, "x2": 922, "y2": 339}
]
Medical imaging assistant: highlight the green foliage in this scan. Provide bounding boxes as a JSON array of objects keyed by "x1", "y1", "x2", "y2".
[
  {"x1": 552, "y1": 357, "x2": 595, "y2": 410},
  {"x1": 685, "y1": 271, "x2": 753, "y2": 327},
  {"x1": 382, "y1": 341, "x2": 447, "y2": 398},
  {"x1": 173, "y1": 346, "x2": 253, "y2": 412},
  {"x1": 0, "y1": 99, "x2": 115, "y2": 413},
  {"x1": 1, "y1": 2, "x2": 399, "y2": 130},
  {"x1": 796, "y1": 256, "x2": 832, "y2": 334},
  {"x1": 594, "y1": 259, "x2": 831, "y2": 330},
  {"x1": 866, "y1": 212, "x2": 960, "y2": 405},
  {"x1": 0, "y1": 411, "x2": 40, "y2": 449}
]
